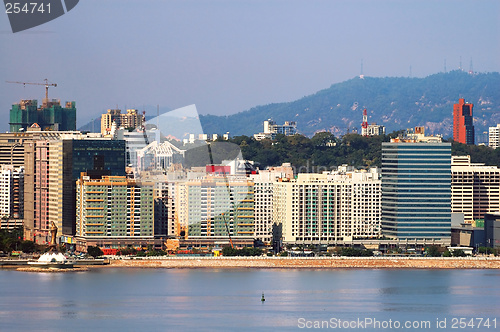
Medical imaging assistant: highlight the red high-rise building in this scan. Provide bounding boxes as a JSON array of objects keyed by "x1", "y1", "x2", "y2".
[{"x1": 453, "y1": 98, "x2": 474, "y2": 145}]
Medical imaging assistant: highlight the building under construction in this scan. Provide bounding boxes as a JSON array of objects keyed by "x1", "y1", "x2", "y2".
[{"x1": 9, "y1": 99, "x2": 76, "y2": 132}]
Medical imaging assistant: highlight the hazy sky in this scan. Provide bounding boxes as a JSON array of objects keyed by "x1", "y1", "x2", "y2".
[{"x1": 1, "y1": 0, "x2": 499, "y2": 131}]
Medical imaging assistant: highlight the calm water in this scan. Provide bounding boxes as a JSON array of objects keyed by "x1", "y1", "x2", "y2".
[{"x1": 0, "y1": 268, "x2": 499, "y2": 331}]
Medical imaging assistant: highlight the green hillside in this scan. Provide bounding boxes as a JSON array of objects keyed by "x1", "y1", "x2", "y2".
[
  {"x1": 200, "y1": 71, "x2": 500, "y2": 140},
  {"x1": 224, "y1": 133, "x2": 500, "y2": 171}
]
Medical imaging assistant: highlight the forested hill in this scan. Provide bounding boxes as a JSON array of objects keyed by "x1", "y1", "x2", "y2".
[
  {"x1": 200, "y1": 71, "x2": 500, "y2": 139},
  {"x1": 214, "y1": 133, "x2": 500, "y2": 171}
]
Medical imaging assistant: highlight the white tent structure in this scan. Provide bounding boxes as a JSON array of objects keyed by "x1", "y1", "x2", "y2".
[{"x1": 136, "y1": 140, "x2": 185, "y2": 172}]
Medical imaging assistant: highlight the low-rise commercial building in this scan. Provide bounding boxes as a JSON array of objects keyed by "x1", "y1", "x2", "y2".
[
  {"x1": 254, "y1": 119, "x2": 297, "y2": 140},
  {"x1": 484, "y1": 213, "x2": 500, "y2": 249}
]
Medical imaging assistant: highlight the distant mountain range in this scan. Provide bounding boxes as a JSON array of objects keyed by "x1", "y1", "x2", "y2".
[
  {"x1": 199, "y1": 70, "x2": 500, "y2": 141},
  {"x1": 79, "y1": 71, "x2": 499, "y2": 143}
]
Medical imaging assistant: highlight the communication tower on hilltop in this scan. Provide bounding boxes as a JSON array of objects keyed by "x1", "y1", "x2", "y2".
[{"x1": 361, "y1": 108, "x2": 368, "y2": 136}]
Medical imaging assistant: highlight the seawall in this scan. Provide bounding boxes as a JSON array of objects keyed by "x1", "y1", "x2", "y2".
[{"x1": 106, "y1": 257, "x2": 500, "y2": 269}]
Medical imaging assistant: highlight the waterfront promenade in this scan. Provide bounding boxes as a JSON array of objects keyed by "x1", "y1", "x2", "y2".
[{"x1": 107, "y1": 256, "x2": 500, "y2": 269}]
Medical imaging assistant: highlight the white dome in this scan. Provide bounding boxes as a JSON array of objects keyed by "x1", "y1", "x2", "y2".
[{"x1": 37, "y1": 252, "x2": 67, "y2": 263}]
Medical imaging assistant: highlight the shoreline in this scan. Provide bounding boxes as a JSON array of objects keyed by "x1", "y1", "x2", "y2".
[
  {"x1": 16, "y1": 266, "x2": 89, "y2": 273},
  {"x1": 102, "y1": 257, "x2": 500, "y2": 269}
]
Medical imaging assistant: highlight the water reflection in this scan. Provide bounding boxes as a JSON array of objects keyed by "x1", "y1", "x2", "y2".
[
  {"x1": 60, "y1": 300, "x2": 77, "y2": 319},
  {"x1": 0, "y1": 268, "x2": 498, "y2": 331}
]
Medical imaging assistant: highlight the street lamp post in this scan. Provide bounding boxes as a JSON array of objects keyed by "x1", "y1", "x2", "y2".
[{"x1": 10, "y1": 142, "x2": 22, "y2": 167}]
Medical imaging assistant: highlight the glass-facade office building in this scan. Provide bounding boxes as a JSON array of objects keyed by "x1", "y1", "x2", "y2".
[
  {"x1": 72, "y1": 140, "x2": 126, "y2": 180},
  {"x1": 381, "y1": 142, "x2": 451, "y2": 241}
]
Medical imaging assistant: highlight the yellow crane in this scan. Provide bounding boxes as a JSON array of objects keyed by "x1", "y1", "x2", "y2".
[{"x1": 6, "y1": 78, "x2": 57, "y2": 101}]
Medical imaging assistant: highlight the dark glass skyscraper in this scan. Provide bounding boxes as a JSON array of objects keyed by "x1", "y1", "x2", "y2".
[
  {"x1": 381, "y1": 142, "x2": 451, "y2": 242},
  {"x1": 71, "y1": 139, "x2": 126, "y2": 180}
]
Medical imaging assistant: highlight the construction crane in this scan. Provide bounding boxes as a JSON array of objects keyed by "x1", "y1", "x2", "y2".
[
  {"x1": 142, "y1": 110, "x2": 149, "y2": 145},
  {"x1": 206, "y1": 142, "x2": 235, "y2": 249},
  {"x1": 222, "y1": 212, "x2": 234, "y2": 249},
  {"x1": 6, "y1": 79, "x2": 57, "y2": 101}
]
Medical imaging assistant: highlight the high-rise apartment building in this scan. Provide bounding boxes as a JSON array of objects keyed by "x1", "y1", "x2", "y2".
[
  {"x1": 252, "y1": 177, "x2": 274, "y2": 243},
  {"x1": 9, "y1": 99, "x2": 76, "y2": 132},
  {"x1": 0, "y1": 165, "x2": 24, "y2": 220},
  {"x1": 249, "y1": 163, "x2": 294, "y2": 244},
  {"x1": 154, "y1": 181, "x2": 169, "y2": 238},
  {"x1": 0, "y1": 132, "x2": 62, "y2": 238},
  {"x1": 274, "y1": 169, "x2": 381, "y2": 245},
  {"x1": 381, "y1": 141, "x2": 451, "y2": 242},
  {"x1": 489, "y1": 124, "x2": 500, "y2": 149},
  {"x1": 171, "y1": 179, "x2": 187, "y2": 238},
  {"x1": 181, "y1": 175, "x2": 254, "y2": 239},
  {"x1": 138, "y1": 171, "x2": 175, "y2": 238},
  {"x1": 23, "y1": 136, "x2": 126, "y2": 244},
  {"x1": 0, "y1": 131, "x2": 81, "y2": 170},
  {"x1": 101, "y1": 109, "x2": 143, "y2": 135},
  {"x1": 0, "y1": 132, "x2": 126, "y2": 241},
  {"x1": 101, "y1": 109, "x2": 120, "y2": 134},
  {"x1": 451, "y1": 155, "x2": 500, "y2": 223},
  {"x1": 453, "y1": 98, "x2": 474, "y2": 145},
  {"x1": 76, "y1": 174, "x2": 154, "y2": 242},
  {"x1": 0, "y1": 138, "x2": 26, "y2": 168}
]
